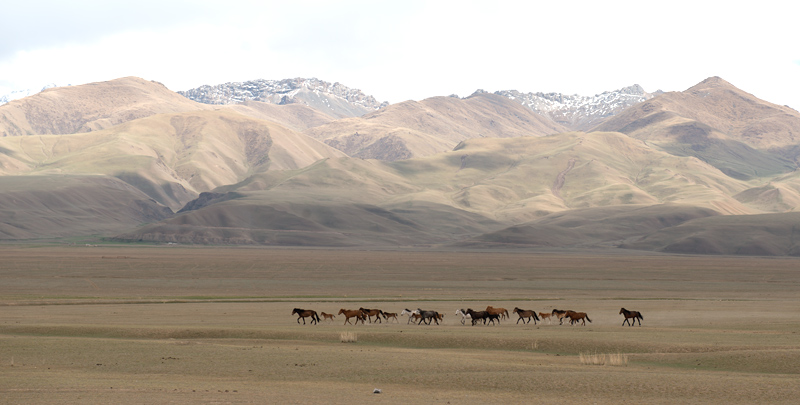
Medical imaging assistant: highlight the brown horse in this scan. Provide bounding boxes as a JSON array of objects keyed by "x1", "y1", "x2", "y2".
[
  {"x1": 338, "y1": 308, "x2": 365, "y2": 325},
  {"x1": 486, "y1": 306, "x2": 510, "y2": 320},
  {"x1": 320, "y1": 312, "x2": 336, "y2": 322},
  {"x1": 382, "y1": 312, "x2": 399, "y2": 323},
  {"x1": 359, "y1": 307, "x2": 384, "y2": 323},
  {"x1": 538, "y1": 312, "x2": 553, "y2": 324},
  {"x1": 619, "y1": 308, "x2": 643, "y2": 326},
  {"x1": 565, "y1": 310, "x2": 592, "y2": 326},
  {"x1": 513, "y1": 307, "x2": 540, "y2": 325},
  {"x1": 291, "y1": 308, "x2": 321, "y2": 325}
]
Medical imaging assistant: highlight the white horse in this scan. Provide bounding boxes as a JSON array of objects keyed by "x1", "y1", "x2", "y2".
[
  {"x1": 455, "y1": 309, "x2": 472, "y2": 325},
  {"x1": 401, "y1": 308, "x2": 419, "y2": 324}
]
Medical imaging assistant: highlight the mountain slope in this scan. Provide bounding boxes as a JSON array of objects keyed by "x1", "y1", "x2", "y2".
[
  {"x1": 0, "y1": 77, "x2": 210, "y2": 137},
  {"x1": 592, "y1": 77, "x2": 800, "y2": 179},
  {"x1": 0, "y1": 109, "x2": 346, "y2": 210},
  {"x1": 116, "y1": 130, "x2": 760, "y2": 246},
  {"x1": 0, "y1": 175, "x2": 172, "y2": 240},
  {"x1": 305, "y1": 93, "x2": 569, "y2": 160}
]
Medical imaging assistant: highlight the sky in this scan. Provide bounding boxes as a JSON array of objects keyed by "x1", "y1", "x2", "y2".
[{"x1": 1, "y1": 0, "x2": 798, "y2": 108}]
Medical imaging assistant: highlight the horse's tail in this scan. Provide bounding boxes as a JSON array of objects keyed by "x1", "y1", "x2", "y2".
[
  {"x1": 533, "y1": 311, "x2": 540, "y2": 321},
  {"x1": 314, "y1": 312, "x2": 321, "y2": 322},
  {"x1": 638, "y1": 312, "x2": 643, "y2": 319},
  {"x1": 586, "y1": 315, "x2": 592, "y2": 323}
]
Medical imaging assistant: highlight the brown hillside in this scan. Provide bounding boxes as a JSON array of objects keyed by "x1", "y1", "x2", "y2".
[
  {"x1": 305, "y1": 93, "x2": 568, "y2": 160},
  {"x1": 0, "y1": 175, "x2": 172, "y2": 239},
  {"x1": 0, "y1": 77, "x2": 210, "y2": 137},
  {"x1": 620, "y1": 212, "x2": 800, "y2": 256},
  {"x1": 595, "y1": 77, "x2": 800, "y2": 149},
  {"x1": 117, "y1": 131, "x2": 765, "y2": 247},
  {"x1": 456, "y1": 204, "x2": 720, "y2": 248},
  {"x1": 0, "y1": 109, "x2": 345, "y2": 210},
  {"x1": 220, "y1": 100, "x2": 335, "y2": 132},
  {"x1": 592, "y1": 77, "x2": 800, "y2": 179}
]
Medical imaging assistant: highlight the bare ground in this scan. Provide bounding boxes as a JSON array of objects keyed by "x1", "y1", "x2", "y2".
[{"x1": 1, "y1": 246, "x2": 799, "y2": 403}]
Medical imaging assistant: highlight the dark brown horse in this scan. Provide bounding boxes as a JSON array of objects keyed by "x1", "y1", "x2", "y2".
[
  {"x1": 359, "y1": 307, "x2": 384, "y2": 323},
  {"x1": 466, "y1": 308, "x2": 500, "y2": 325},
  {"x1": 619, "y1": 308, "x2": 643, "y2": 326},
  {"x1": 565, "y1": 310, "x2": 592, "y2": 326},
  {"x1": 338, "y1": 308, "x2": 365, "y2": 325},
  {"x1": 291, "y1": 308, "x2": 321, "y2": 325},
  {"x1": 513, "y1": 307, "x2": 540, "y2": 325}
]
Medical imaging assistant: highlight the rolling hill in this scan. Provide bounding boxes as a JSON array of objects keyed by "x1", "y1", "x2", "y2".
[
  {"x1": 3, "y1": 75, "x2": 800, "y2": 255},
  {"x1": 304, "y1": 92, "x2": 569, "y2": 160},
  {"x1": 592, "y1": 77, "x2": 800, "y2": 180}
]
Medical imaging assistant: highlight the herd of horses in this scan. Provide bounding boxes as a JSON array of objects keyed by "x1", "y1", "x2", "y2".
[{"x1": 292, "y1": 306, "x2": 644, "y2": 327}]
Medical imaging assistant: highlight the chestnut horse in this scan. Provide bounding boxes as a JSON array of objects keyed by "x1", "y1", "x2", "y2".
[
  {"x1": 619, "y1": 308, "x2": 643, "y2": 326},
  {"x1": 538, "y1": 312, "x2": 553, "y2": 325},
  {"x1": 382, "y1": 312, "x2": 399, "y2": 323},
  {"x1": 565, "y1": 310, "x2": 592, "y2": 326},
  {"x1": 338, "y1": 308, "x2": 366, "y2": 325},
  {"x1": 513, "y1": 307, "x2": 540, "y2": 325},
  {"x1": 320, "y1": 312, "x2": 336, "y2": 322},
  {"x1": 486, "y1": 306, "x2": 510, "y2": 320},
  {"x1": 291, "y1": 308, "x2": 321, "y2": 325}
]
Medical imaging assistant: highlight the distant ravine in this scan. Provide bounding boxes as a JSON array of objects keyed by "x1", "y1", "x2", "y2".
[{"x1": 552, "y1": 158, "x2": 577, "y2": 201}]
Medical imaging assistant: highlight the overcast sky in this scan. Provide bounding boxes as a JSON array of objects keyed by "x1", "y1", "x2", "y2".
[{"x1": 1, "y1": 1, "x2": 798, "y2": 108}]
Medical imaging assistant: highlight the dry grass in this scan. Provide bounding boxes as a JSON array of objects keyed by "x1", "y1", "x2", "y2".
[
  {"x1": 580, "y1": 352, "x2": 629, "y2": 366},
  {"x1": 340, "y1": 331, "x2": 358, "y2": 343},
  {"x1": 1, "y1": 246, "x2": 800, "y2": 404}
]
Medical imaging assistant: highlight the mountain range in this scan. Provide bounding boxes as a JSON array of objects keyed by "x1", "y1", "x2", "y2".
[{"x1": 2, "y1": 75, "x2": 800, "y2": 255}]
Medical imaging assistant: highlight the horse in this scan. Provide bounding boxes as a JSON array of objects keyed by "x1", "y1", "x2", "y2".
[
  {"x1": 291, "y1": 308, "x2": 321, "y2": 325},
  {"x1": 619, "y1": 308, "x2": 643, "y2": 326},
  {"x1": 486, "y1": 306, "x2": 510, "y2": 320},
  {"x1": 320, "y1": 312, "x2": 336, "y2": 323},
  {"x1": 513, "y1": 307, "x2": 540, "y2": 325},
  {"x1": 415, "y1": 309, "x2": 440, "y2": 325},
  {"x1": 565, "y1": 310, "x2": 592, "y2": 326},
  {"x1": 359, "y1": 307, "x2": 384, "y2": 324},
  {"x1": 338, "y1": 308, "x2": 366, "y2": 325},
  {"x1": 465, "y1": 308, "x2": 499, "y2": 326},
  {"x1": 455, "y1": 309, "x2": 473, "y2": 325},
  {"x1": 551, "y1": 309, "x2": 573, "y2": 325},
  {"x1": 382, "y1": 312, "x2": 399, "y2": 323},
  {"x1": 538, "y1": 312, "x2": 553, "y2": 325},
  {"x1": 401, "y1": 308, "x2": 421, "y2": 324}
]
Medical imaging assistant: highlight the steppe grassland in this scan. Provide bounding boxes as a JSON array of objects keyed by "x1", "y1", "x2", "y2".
[{"x1": 1, "y1": 245, "x2": 799, "y2": 403}]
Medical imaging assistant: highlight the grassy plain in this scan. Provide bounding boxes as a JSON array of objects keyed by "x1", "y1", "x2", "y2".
[{"x1": 1, "y1": 245, "x2": 799, "y2": 404}]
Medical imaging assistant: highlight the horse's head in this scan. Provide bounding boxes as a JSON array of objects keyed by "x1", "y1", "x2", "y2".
[
  {"x1": 291, "y1": 308, "x2": 299, "y2": 315},
  {"x1": 620, "y1": 308, "x2": 626, "y2": 314},
  {"x1": 513, "y1": 307, "x2": 521, "y2": 313},
  {"x1": 338, "y1": 309, "x2": 345, "y2": 315}
]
